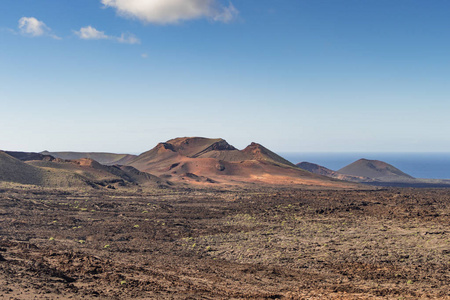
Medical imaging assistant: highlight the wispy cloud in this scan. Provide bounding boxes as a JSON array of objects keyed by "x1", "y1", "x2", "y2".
[
  {"x1": 100, "y1": 0, "x2": 239, "y2": 24},
  {"x1": 18, "y1": 17, "x2": 61, "y2": 39},
  {"x1": 74, "y1": 26, "x2": 140, "y2": 44},
  {"x1": 117, "y1": 33, "x2": 140, "y2": 44},
  {"x1": 213, "y1": 3, "x2": 238, "y2": 23}
]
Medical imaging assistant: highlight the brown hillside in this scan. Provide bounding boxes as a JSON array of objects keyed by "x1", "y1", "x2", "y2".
[{"x1": 338, "y1": 159, "x2": 414, "y2": 181}]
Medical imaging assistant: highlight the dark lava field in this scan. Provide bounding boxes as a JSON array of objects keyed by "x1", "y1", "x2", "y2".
[{"x1": 0, "y1": 186, "x2": 449, "y2": 299}]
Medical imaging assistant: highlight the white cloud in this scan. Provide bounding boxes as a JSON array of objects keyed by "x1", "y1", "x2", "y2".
[
  {"x1": 74, "y1": 26, "x2": 109, "y2": 40},
  {"x1": 74, "y1": 26, "x2": 140, "y2": 44},
  {"x1": 101, "y1": 0, "x2": 239, "y2": 24},
  {"x1": 18, "y1": 17, "x2": 60, "y2": 39},
  {"x1": 141, "y1": 53, "x2": 148, "y2": 58}
]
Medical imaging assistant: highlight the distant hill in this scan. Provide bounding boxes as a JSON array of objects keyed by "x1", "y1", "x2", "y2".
[
  {"x1": 127, "y1": 137, "x2": 356, "y2": 188},
  {"x1": 40, "y1": 151, "x2": 137, "y2": 165},
  {"x1": 5, "y1": 151, "x2": 56, "y2": 162},
  {"x1": 298, "y1": 159, "x2": 450, "y2": 188},
  {"x1": 296, "y1": 162, "x2": 370, "y2": 182},
  {"x1": 338, "y1": 159, "x2": 414, "y2": 181}
]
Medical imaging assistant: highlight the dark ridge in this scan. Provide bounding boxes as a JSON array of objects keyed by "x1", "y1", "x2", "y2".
[{"x1": 5, "y1": 151, "x2": 56, "y2": 162}]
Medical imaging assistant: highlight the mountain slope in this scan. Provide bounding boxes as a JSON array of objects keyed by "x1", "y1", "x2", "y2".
[
  {"x1": 297, "y1": 162, "x2": 336, "y2": 176},
  {"x1": 0, "y1": 151, "x2": 45, "y2": 185},
  {"x1": 338, "y1": 159, "x2": 414, "y2": 181},
  {"x1": 243, "y1": 143, "x2": 297, "y2": 167}
]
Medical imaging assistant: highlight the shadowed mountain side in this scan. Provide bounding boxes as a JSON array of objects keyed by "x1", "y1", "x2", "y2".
[
  {"x1": 41, "y1": 151, "x2": 137, "y2": 165},
  {"x1": 127, "y1": 137, "x2": 358, "y2": 188},
  {"x1": 338, "y1": 159, "x2": 414, "y2": 181},
  {"x1": 297, "y1": 162, "x2": 371, "y2": 182},
  {"x1": 0, "y1": 151, "x2": 46, "y2": 185},
  {"x1": 116, "y1": 166, "x2": 172, "y2": 187},
  {"x1": 5, "y1": 151, "x2": 57, "y2": 162},
  {"x1": 0, "y1": 151, "x2": 96, "y2": 187},
  {"x1": 28, "y1": 158, "x2": 170, "y2": 188}
]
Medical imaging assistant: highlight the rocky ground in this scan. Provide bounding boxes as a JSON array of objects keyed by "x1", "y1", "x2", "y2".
[{"x1": 0, "y1": 185, "x2": 448, "y2": 299}]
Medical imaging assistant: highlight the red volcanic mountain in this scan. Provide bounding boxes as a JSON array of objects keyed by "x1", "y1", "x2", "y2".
[{"x1": 127, "y1": 137, "x2": 355, "y2": 188}]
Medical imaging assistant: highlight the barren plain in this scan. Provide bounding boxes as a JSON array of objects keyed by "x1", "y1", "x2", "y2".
[{"x1": 0, "y1": 184, "x2": 448, "y2": 299}]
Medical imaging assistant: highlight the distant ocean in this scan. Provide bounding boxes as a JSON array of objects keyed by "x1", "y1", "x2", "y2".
[{"x1": 279, "y1": 152, "x2": 450, "y2": 180}]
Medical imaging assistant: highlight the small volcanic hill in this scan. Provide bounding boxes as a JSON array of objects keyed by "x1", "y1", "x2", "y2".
[
  {"x1": 297, "y1": 162, "x2": 371, "y2": 182},
  {"x1": 127, "y1": 137, "x2": 355, "y2": 188},
  {"x1": 338, "y1": 159, "x2": 414, "y2": 181},
  {"x1": 41, "y1": 151, "x2": 137, "y2": 166},
  {"x1": 242, "y1": 143, "x2": 296, "y2": 167},
  {"x1": 0, "y1": 151, "x2": 45, "y2": 185}
]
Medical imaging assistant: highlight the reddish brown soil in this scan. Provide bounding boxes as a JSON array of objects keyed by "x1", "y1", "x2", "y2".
[{"x1": 0, "y1": 186, "x2": 449, "y2": 299}]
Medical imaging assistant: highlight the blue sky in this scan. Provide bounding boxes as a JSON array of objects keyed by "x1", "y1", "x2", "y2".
[{"x1": 1, "y1": 0, "x2": 449, "y2": 153}]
